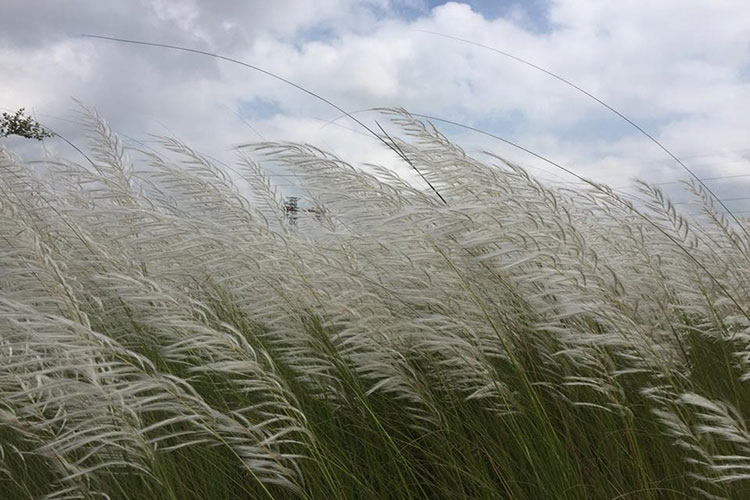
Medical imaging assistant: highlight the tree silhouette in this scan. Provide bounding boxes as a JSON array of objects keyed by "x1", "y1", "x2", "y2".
[
  {"x1": 283, "y1": 196, "x2": 300, "y2": 225},
  {"x1": 1, "y1": 108, "x2": 53, "y2": 140}
]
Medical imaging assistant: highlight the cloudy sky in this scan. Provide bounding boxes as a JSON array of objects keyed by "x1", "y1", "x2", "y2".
[{"x1": 1, "y1": 0, "x2": 749, "y2": 212}]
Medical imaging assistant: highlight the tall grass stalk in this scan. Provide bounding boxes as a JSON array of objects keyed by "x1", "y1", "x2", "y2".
[{"x1": 1, "y1": 109, "x2": 750, "y2": 499}]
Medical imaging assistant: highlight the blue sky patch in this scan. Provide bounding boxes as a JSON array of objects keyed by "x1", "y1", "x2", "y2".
[
  {"x1": 238, "y1": 97, "x2": 282, "y2": 120},
  {"x1": 425, "y1": 0, "x2": 552, "y2": 32},
  {"x1": 547, "y1": 112, "x2": 687, "y2": 145}
]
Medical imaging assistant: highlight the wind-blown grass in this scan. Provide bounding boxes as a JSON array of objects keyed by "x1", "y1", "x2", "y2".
[{"x1": 1, "y1": 108, "x2": 750, "y2": 499}]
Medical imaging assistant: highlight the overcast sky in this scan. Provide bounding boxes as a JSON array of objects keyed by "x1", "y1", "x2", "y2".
[{"x1": 1, "y1": 0, "x2": 749, "y2": 212}]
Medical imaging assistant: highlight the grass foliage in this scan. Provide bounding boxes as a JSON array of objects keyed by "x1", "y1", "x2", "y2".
[{"x1": 1, "y1": 108, "x2": 750, "y2": 499}]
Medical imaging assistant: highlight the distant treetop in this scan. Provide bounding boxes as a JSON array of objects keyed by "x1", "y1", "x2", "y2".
[{"x1": 0, "y1": 108, "x2": 53, "y2": 140}]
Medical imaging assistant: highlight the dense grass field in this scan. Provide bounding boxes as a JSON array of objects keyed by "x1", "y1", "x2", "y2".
[{"x1": 1, "y1": 108, "x2": 750, "y2": 499}]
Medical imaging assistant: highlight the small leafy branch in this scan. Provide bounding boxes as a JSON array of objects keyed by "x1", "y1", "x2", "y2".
[{"x1": 1, "y1": 108, "x2": 53, "y2": 140}]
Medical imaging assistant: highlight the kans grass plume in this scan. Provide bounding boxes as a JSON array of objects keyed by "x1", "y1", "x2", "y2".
[{"x1": 1, "y1": 107, "x2": 750, "y2": 499}]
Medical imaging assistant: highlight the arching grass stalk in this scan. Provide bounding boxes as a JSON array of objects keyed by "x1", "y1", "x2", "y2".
[
  {"x1": 414, "y1": 29, "x2": 750, "y2": 243},
  {"x1": 80, "y1": 34, "x2": 447, "y2": 205}
]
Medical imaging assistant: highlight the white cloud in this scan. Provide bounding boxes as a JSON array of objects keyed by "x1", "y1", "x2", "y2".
[{"x1": 1, "y1": 0, "x2": 748, "y2": 205}]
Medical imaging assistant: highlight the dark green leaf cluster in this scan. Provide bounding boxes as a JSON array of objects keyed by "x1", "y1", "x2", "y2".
[{"x1": 1, "y1": 108, "x2": 53, "y2": 140}]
